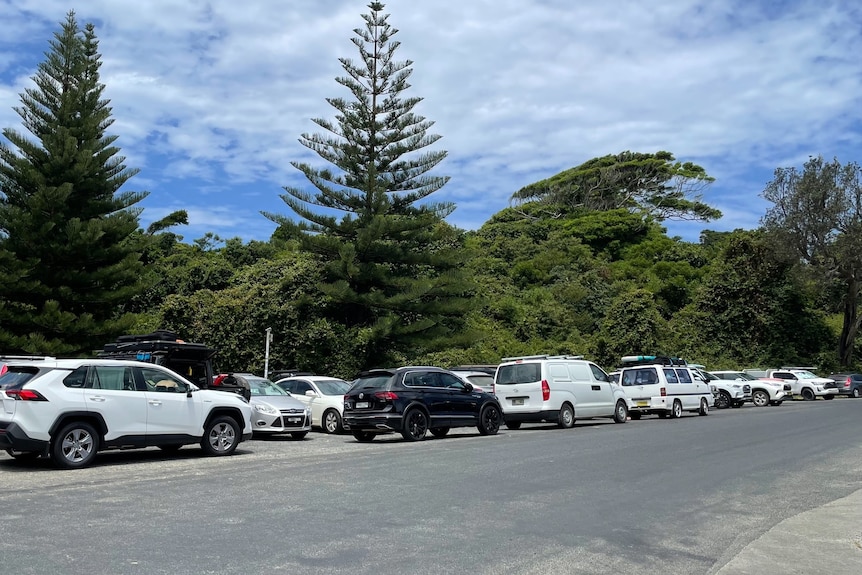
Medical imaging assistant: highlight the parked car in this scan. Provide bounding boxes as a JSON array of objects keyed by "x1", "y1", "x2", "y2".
[
  {"x1": 826, "y1": 373, "x2": 862, "y2": 398},
  {"x1": 275, "y1": 375, "x2": 351, "y2": 434},
  {"x1": 710, "y1": 371, "x2": 789, "y2": 406},
  {"x1": 342, "y1": 366, "x2": 502, "y2": 442},
  {"x1": 450, "y1": 370, "x2": 495, "y2": 393},
  {"x1": 0, "y1": 358, "x2": 252, "y2": 469},
  {"x1": 618, "y1": 357, "x2": 712, "y2": 419},
  {"x1": 762, "y1": 369, "x2": 839, "y2": 400},
  {"x1": 243, "y1": 375, "x2": 312, "y2": 439},
  {"x1": 689, "y1": 366, "x2": 749, "y2": 409},
  {"x1": 494, "y1": 355, "x2": 629, "y2": 429}
]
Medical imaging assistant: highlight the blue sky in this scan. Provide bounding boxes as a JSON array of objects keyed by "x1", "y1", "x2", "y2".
[{"x1": 1, "y1": 0, "x2": 860, "y2": 243}]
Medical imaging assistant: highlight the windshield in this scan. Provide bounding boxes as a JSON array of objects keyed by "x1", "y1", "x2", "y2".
[
  {"x1": 248, "y1": 378, "x2": 290, "y2": 396},
  {"x1": 316, "y1": 379, "x2": 350, "y2": 395},
  {"x1": 466, "y1": 374, "x2": 494, "y2": 388}
]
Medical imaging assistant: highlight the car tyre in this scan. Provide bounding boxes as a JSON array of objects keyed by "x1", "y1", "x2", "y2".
[
  {"x1": 670, "y1": 400, "x2": 683, "y2": 419},
  {"x1": 401, "y1": 408, "x2": 429, "y2": 441},
  {"x1": 291, "y1": 431, "x2": 309, "y2": 440},
  {"x1": 478, "y1": 404, "x2": 501, "y2": 435},
  {"x1": 200, "y1": 416, "x2": 240, "y2": 456},
  {"x1": 629, "y1": 411, "x2": 642, "y2": 420},
  {"x1": 558, "y1": 403, "x2": 575, "y2": 429},
  {"x1": 731, "y1": 401, "x2": 743, "y2": 408},
  {"x1": 613, "y1": 400, "x2": 628, "y2": 423},
  {"x1": 770, "y1": 400, "x2": 783, "y2": 406},
  {"x1": 853, "y1": 388, "x2": 860, "y2": 398},
  {"x1": 430, "y1": 427, "x2": 450, "y2": 438},
  {"x1": 352, "y1": 431, "x2": 375, "y2": 442},
  {"x1": 752, "y1": 389, "x2": 770, "y2": 407},
  {"x1": 322, "y1": 409, "x2": 343, "y2": 434},
  {"x1": 698, "y1": 398, "x2": 709, "y2": 416},
  {"x1": 505, "y1": 421, "x2": 522, "y2": 430},
  {"x1": 51, "y1": 421, "x2": 99, "y2": 469},
  {"x1": 801, "y1": 388, "x2": 815, "y2": 401},
  {"x1": 715, "y1": 391, "x2": 731, "y2": 409},
  {"x1": 823, "y1": 394, "x2": 834, "y2": 400}
]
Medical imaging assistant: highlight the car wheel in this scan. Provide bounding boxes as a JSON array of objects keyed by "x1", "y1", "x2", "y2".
[
  {"x1": 801, "y1": 388, "x2": 815, "y2": 401},
  {"x1": 5, "y1": 449, "x2": 41, "y2": 461},
  {"x1": 430, "y1": 427, "x2": 450, "y2": 438},
  {"x1": 558, "y1": 403, "x2": 575, "y2": 429},
  {"x1": 157, "y1": 444, "x2": 182, "y2": 452},
  {"x1": 698, "y1": 398, "x2": 709, "y2": 416},
  {"x1": 51, "y1": 421, "x2": 99, "y2": 469},
  {"x1": 853, "y1": 388, "x2": 860, "y2": 399},
  {"x1": 478, "y1": 404, "x2": 501, "y2": 435},
  {"x1": 200, "y1": 416, "x2": 240, "y2": 456},
  {"x1": 670, "y1": 400, "x2": 683, "y2": 419},
  {"x1": 401, "y1": 408, "x2": 429, "y2": 441},
  {"x1": 823, "y1": 394, "x2": 834, "y2": 400},
  {"x1": 613, "y1": 400, "x2": 628, "y2": 423},
  {"x1": 731, "y1": 401, "x2": 743, "y2": 408},
  {"x1": 505, "y1": 421, "x2": 522, "y2": 430},
  {"x1": 291, "y1": 431, "x2": 309, "y2": 440},
  {"x1": 352, "y1": 431, "x2": 375, "y2": 442},
  {"x1": 629, "y1": 411, "x2": 642, "y2": 420},
  {"x1": 322, "y1": 409, "x2": 343, "y2": 434},
  {"x1": 715, "y1": 391, "x2": 731, "y2": 409},
  {"x1": 752, "y1": 390, "x2": 770, "y2": 407}
]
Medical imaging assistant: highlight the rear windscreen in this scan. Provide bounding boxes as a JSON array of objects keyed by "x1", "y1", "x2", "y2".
[
  {"x1": 0, "y1": 366, "x2": 42, "y2": 390},
  {"x1": 496, "y1": 363, "x2": 541, "y2": 385},
  {"x1": 351, "y1": 373, "x2": 393, "y2": 390}
]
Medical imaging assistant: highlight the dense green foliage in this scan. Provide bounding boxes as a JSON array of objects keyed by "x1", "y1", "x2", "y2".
[{"x1": 0, "y1": 12, "x2": 147, "y2": 355}]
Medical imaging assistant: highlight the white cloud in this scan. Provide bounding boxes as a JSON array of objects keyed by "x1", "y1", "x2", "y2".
[{"x1": 0, "y1": 0, "x2": 859, "y2": 243}]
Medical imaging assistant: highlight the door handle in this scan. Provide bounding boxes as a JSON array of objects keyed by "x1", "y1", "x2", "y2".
[
  {"x1": 591, "y1": 385, "x2": 601, "y2": 391},
  {"x1": 89, "y1": 396, "x2": 106, "y2": 402},
  {"x1": 148, "y1": 400, "x2": 162, "y2": 406}
]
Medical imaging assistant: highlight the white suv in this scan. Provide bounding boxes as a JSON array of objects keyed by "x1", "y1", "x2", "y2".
[
  {"x1": 0, "y1": 359, "x2": 253, "y2": 469},
  {"x1": 493, "y1": 355, "x2": 629, "y2": 429}
]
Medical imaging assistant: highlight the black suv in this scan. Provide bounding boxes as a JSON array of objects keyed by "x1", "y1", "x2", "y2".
[{"x1": 343, "y1": 366, "x2": 502, "y2": 442}]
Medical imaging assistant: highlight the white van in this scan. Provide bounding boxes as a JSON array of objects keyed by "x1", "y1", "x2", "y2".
[
  {"x1": 494, "y1": 355, "x2": 629, "y2": 429},
  {"x1": 618, "y1": 359, "x2": 712, "y2": 419}
]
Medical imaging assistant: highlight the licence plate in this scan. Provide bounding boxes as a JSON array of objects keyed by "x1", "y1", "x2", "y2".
[
  {"x1": 511, "y1": 398, "x2": 524, "y2": 406},
  {"x1": 288, "y1": 417, "x2": 301, "y2": 424},
  {"x1": 356, "y1": 401, "x2": 369, "y2": 409},
  {"x1": 636, "y1": 401, "x2": 649, "y2": 407}
]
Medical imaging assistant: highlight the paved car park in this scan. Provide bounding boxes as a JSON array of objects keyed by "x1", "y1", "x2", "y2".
[{"x1": 0, "y1": 398, "x2": 860, "y2": 574}]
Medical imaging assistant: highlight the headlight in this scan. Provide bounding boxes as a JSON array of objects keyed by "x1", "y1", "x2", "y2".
[{"x1": 254, "y1": 402, "x2": 279, "y2": 415}]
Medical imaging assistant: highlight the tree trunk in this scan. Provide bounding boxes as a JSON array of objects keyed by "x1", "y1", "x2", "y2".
[{"x1": 838, "y1": 276, "x2": 860, "y2": 367}]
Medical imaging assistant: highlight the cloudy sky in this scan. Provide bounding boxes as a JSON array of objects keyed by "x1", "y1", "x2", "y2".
[{"x1": 0, "y1": 0, "x2": 859, "y2": 243}]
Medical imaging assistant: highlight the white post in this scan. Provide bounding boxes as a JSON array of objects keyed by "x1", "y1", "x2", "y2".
[{"x1": 264, "y1": 327, "x2": 272, "y2": 379}]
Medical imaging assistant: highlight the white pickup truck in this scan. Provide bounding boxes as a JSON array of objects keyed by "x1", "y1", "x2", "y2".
[{"x1": 750, "y1": 368, "x2": 839, "y2": 401}]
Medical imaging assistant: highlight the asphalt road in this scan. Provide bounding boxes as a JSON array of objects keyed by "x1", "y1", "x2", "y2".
[{"x1": 0, "y1": 398, "x2": 860, "y2": 575}]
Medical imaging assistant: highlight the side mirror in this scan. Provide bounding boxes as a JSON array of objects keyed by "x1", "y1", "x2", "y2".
[
  {"x1": 462, "y1": 383, "x2": 474, "y2": 393},
  {"x1": 305, "y1": 390, "x2": 317, "y2": 397}
]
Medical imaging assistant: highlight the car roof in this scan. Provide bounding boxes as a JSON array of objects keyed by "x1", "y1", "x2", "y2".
[
  {"x1": 278, "y1": 375, "x2": 347, "y2": 381},
  {"x1": 0, "y1": 358, "x2": 171, "y2": 369}
]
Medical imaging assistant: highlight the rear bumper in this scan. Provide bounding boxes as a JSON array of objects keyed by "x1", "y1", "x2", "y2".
[
  {"x1": 343, "y1": 413, "x2": 402, "y2": 431},
  {"x1": 0, "y1": 422, "x2": 49, "y2": 454},
  {"x1": 501, "y1": 410, "x2": 561, "y2": 424}
]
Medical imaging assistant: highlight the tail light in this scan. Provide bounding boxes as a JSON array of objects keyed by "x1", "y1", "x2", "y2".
[
  {"x1": 844, "y1": 378, "x2": 851, "y2": 389},
  {"x1": 5, "y1": 389, "x2": 48, "y2": 401},
  {"x1": 660, "y1": 387, "x2": 667, "y2": 397},
  {"x1": 542, "y1": 380, "x2": 550, "y2": 401},
  {"x1": 374, "y1": 391, "x2": 398, "y2": 400}
]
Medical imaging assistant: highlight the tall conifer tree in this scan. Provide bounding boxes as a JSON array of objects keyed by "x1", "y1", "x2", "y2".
[
  {"x1": 265, "y1": 2, "x2": 473, "y2": 368},
  {"x1": 0, "y1": 11, "x2": 147, "y2": 355}
]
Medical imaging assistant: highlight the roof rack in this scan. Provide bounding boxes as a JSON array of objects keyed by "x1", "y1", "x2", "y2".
[
  {"x1": 501, "y1": 354, "x2": 585, "y2": 362},
  {"x1": 620, "y1": 355, "x2": 688, "y2": 367},
  {"x1": 0, "y1": 355, "x2": 57, "y2": 361}
]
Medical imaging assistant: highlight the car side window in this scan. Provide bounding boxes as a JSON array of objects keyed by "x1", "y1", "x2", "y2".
[
  {"x1": 404, "y1": 371, "x2": 437, "y2": 388},
  {"x1": 636, "y1": 368, "x2": 658, "y2": 385},
  {"x1": 64, "y1": 366, "x2": 89, "y2": 388},
  {"x1": 279, "y1": 380, "x2": 296, "y2": 393},
  {"x1": 664, "y1": 368, "x2": 679, "y2": 384},
  {"x1": 294, "y1": 380, "x2": 312, "y2": 394},
  {"x1": 675, "y1": 369, "x2": 693, "y2": 383},
  {"x1": 438, "y1": 373, "x2": 465, "y2": 389},
  {"x1": 88, "y1": 366, "x2": 137, "y2": 391},
  {"x1": 588, "y1": 363, "x2": 609, "y2": 382},
  {"x1": 140, "y1": 367, "x2": 187, "y2": 393}
]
